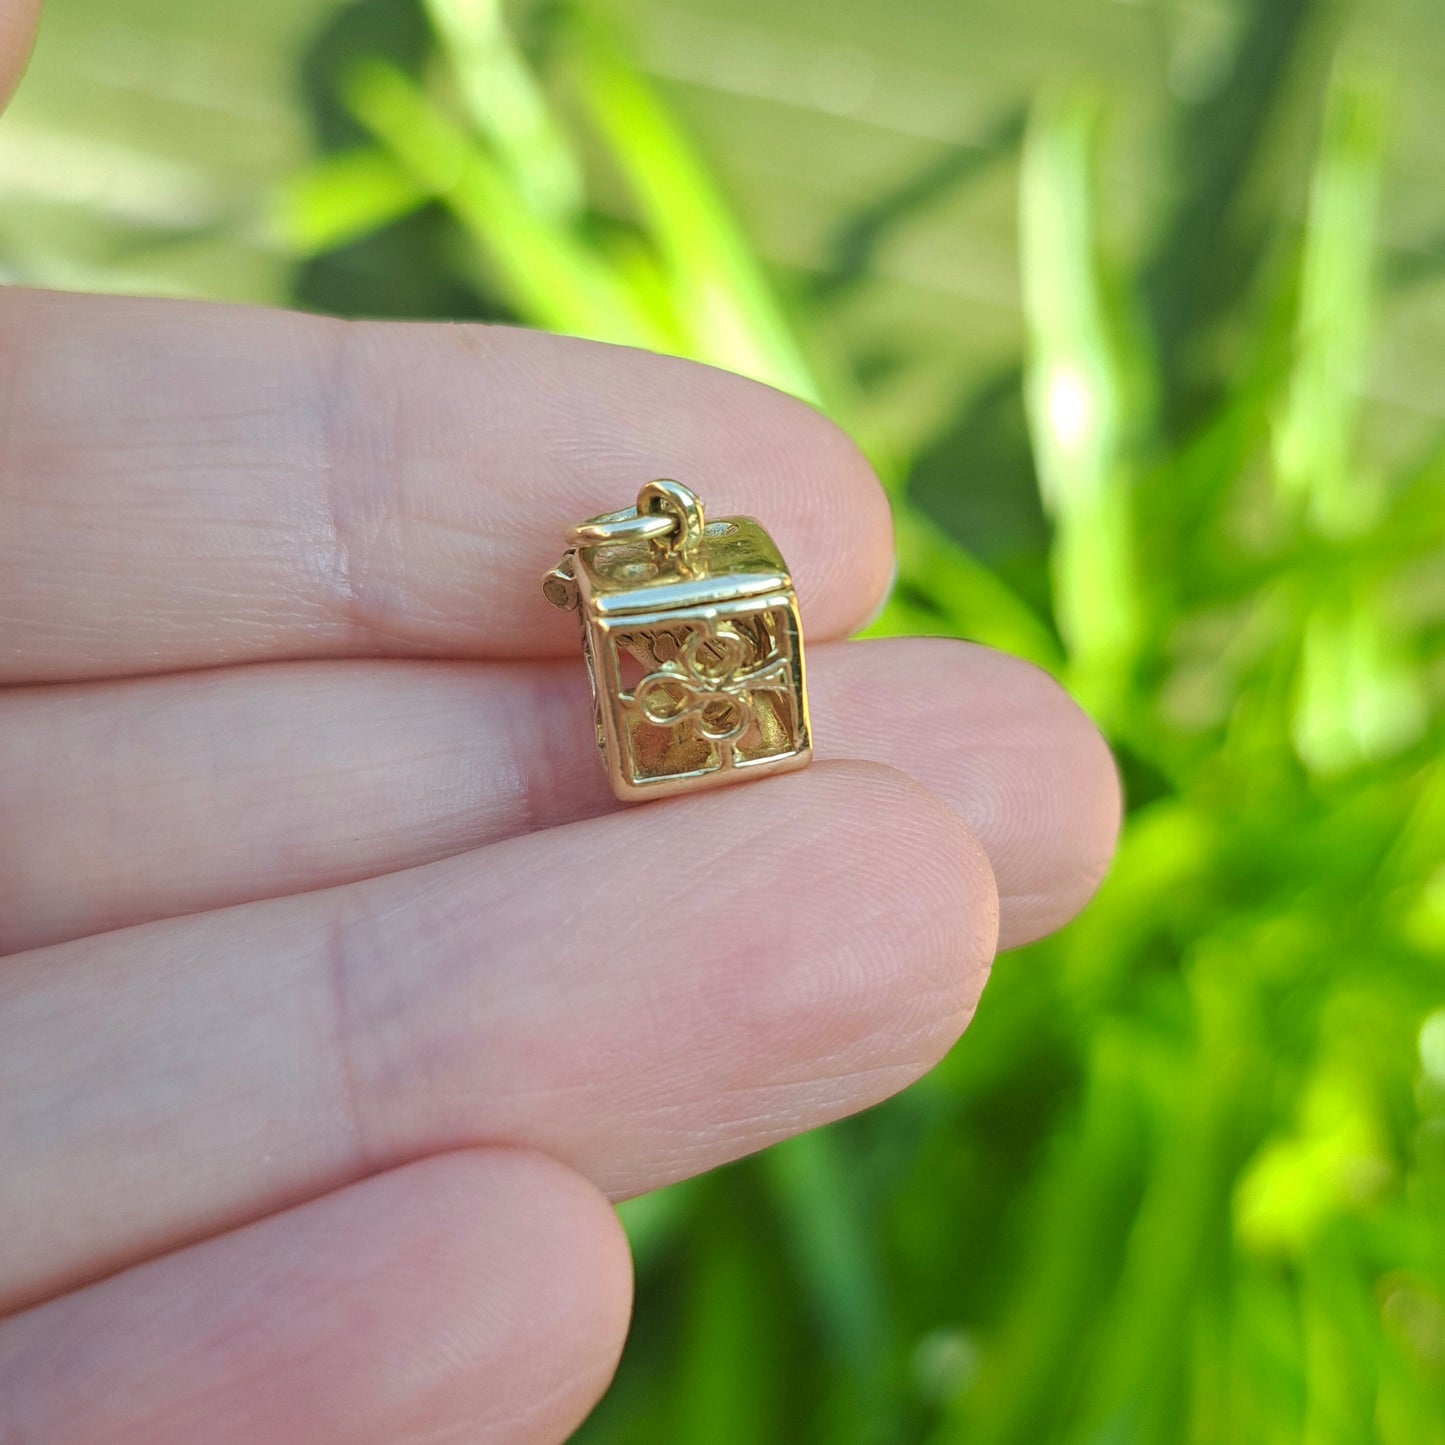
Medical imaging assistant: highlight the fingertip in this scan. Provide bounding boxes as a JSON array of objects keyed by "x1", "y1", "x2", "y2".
[
  {"x1": 489, "y1": 758, "x2": 1002, "y2": 1195},
  {"x1": 1001, "y1": 665, "x2": 1122, "y2": 945},
  {"x1": 938, "y1": 651, "x2": 1121, "y2": 948},
  {"x1": 411, "y1": 1148, "x2": 635, "y2": 1443},
  {"x1": 747, "y1": 761, "x2": 998, "y2": 1098},
  {"x1": 812, "y1": 640, "x2": 1121, "y2": 949},
  {"x1": 486, "y1": 332, "x2": 896, "y2": 643},
  {"x1": 0, "y1": 0, "x2": 40, "y2": 108},
  {"x1": 746, "y1": 392, "x2": 896, "y2": 639},
  {"x1": 823, "y1": 760, "x2": 1000, "y2": 1061},
  {"x1": 0, "y1": 1147, "x2": 635, "y2": 1445}
]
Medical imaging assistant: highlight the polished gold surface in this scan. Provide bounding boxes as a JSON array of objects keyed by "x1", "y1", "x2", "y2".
[{"x1": 544, "y1": 480, "x2": 811, "y2": 801}]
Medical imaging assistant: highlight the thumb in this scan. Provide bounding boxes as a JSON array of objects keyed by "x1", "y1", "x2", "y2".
[{"x1": 0, "y1": 0, "x2": 40, "y2": 111}]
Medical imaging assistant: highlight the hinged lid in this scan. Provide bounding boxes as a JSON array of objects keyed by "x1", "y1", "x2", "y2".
[
  {"x1": 576, "y1": 516, "x2": 791, "y2": 615},
  {"x1": 543, "y1": 481, "x2": 794, "y2": 617}
]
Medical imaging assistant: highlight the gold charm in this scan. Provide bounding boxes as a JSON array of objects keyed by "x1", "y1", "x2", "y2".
[{"x1": 544, "y1": 480, "x2": 811, "y2": 801}]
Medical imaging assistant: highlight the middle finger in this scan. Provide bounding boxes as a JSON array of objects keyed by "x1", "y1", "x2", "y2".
[{"x1": 0, "y1": 638, "x2": 1119, "y2": 955}]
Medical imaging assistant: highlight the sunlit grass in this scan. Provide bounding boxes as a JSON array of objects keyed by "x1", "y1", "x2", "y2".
[{"x1": 272, "y1": 7, "x2": 1445, "y2": 1441}]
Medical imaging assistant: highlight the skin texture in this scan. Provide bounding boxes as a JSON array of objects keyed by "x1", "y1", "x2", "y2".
[
  {"x1": 0, "y1": 640, "x2": 1115, "y2": 954},
  {"x1": 0, "y1": 1150, "x2": 634, "y2": 1444},
  {"x1": 0, "y1": 0, "x2": 36, "y2": 106},
  {"x1": 2, "y1": 762, "x2": 998, "y2": 1312},
  {"x1": 0, "y1": 288, "x2": 893, "y2": 680},
  {"x1": 0, "y1": 5, "x2": 1120, "y2": 1438}
]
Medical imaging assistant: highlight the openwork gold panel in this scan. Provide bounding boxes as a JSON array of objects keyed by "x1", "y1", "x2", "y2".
[{"x1": 544, "y1": 482, "x2": 811, "y2": 801}]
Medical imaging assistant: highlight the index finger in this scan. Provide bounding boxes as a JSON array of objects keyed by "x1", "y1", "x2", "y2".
[
  {"x1": 0, "y1": 0, "x2": 39, "y2": 107},
  {"x1": 0, "y1": 289, "x2": 893, "y2": 682}
]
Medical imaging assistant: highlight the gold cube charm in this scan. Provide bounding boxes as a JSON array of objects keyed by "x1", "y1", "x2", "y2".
[{"x1": 544, "y1": 480, "x2": 811, "y2": 801}]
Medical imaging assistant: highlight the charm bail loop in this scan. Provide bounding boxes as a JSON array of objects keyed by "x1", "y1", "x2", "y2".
[
  {"x1": 637, "y1": 479, "x2": 706, "y2": 555},
  {"x1": 563, "y1": 478, "x2": 707, "y2": 556}
]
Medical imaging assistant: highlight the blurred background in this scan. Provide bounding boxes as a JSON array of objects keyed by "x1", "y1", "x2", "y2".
[{"x1": 5, "y1": 0, "x2": 1444, "y2": 1439}]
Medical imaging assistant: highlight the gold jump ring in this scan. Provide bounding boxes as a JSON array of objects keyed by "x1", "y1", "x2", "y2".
[{"x1": 565, "y1": 510, "x2": 677, "y2": 548}]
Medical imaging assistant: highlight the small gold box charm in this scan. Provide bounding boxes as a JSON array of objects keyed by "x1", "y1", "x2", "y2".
[{"x1": 543, "y1": 480, "x2": 811, "y2": 801}]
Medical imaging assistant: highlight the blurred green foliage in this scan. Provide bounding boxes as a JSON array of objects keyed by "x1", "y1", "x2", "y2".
[{"x1": 5, "y1": 0, "x2": 1445, "y2": 1440}]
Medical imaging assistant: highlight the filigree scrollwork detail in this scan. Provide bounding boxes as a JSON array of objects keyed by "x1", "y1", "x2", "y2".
[{"x1": 633, "y1": 622, "x2": 790, "y2": 742}]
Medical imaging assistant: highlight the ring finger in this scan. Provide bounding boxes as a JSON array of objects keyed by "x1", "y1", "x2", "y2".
[{"x1": 0, "y1": 761, "x2": 996, "y2": 1313}]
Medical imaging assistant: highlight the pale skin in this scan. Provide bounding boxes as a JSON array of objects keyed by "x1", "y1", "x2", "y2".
[{"x1": 0, "y1": 4, "x2": 1120, "y2": 1439}]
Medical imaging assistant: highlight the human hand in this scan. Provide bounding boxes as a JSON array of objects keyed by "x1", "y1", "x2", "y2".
[{"x1": 0, "y1": 8, "x2": 1119, "y2": 1441}]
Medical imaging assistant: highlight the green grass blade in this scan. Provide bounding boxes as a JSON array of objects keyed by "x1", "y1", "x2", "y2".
[
  {"x1": 1019, "y1": 94, "x2": 1147, "y2": 720},
  {"x1": 561, "y1": 15, "x2": 821, "y2": 402},
  {"x1": 271, "y1": 146, "x2": 429, "y2": 257},
  {"x1": 344, "y1": 59, "x2": 672, "y2": 348},
  {"x1": 667, "y1": 1183, "x2": 789, "y2": 1445},
  {"x1": 422, "y1": 0, "x2": 584, "y2": 220},
  {"x1": 1273, "y1": 68, "x2": 1389, "y2": 538},
  {"x1": 1290, "y1": 581, "x2": 1427, "y2": 775},
  {"x1": 1278, "y1": 68, "x2": 1425, "y2": 775},
  {"x1": 864, "y1": 506, "x2": 1064, "y2": 671}
]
